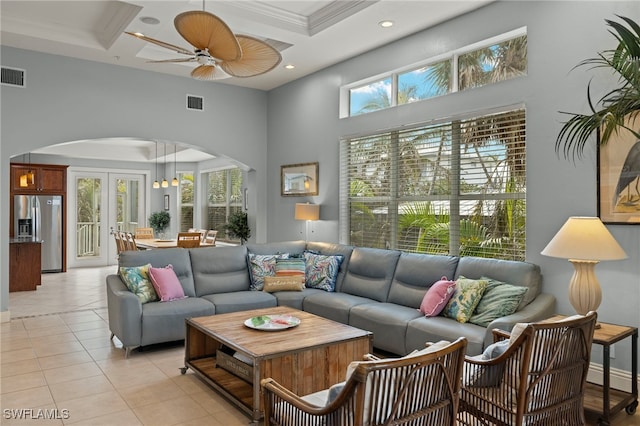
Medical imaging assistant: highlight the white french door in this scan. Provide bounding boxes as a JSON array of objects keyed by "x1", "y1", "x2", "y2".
[{"x1": 68, "y1": 168, "x2": 148, "y2": 267}]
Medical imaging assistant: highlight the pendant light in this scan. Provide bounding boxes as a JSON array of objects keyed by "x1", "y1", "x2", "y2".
[
  {"x1": 171, "y1": 144, "x2": 179, "y2": 187},
  {"x1": 161, "y1": 142, "x2": 169, "y2": 188},
  {"x1": 152, "y1": 141, "x2": 160, "y2": 189},
  {"x1": 19, "y1": 153, "x2": 35, "y2": 187}
]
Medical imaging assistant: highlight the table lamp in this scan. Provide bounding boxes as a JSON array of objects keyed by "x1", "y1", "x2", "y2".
[
  {"x1": 541, "y1": 216, "x2": 627, "y2": 319},
  {"x1": 295, "y1": 203, "x2": 320, "y2": 242}
]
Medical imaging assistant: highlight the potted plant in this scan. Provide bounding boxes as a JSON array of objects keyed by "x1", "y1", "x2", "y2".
[
  {"x1": 225, "y1": 211, "x2": 251, "y2": 244},
  {"x1": 556, "y1": 16, "x2": 640, "y2": 160},
  {"x1": 149, "y1": 211, "x2": 171, "y2": 238}
]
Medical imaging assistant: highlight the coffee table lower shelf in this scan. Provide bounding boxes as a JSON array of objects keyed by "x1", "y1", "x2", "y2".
[{"x1": 185, "y1": 356, "x2": 254, "y2": 418}]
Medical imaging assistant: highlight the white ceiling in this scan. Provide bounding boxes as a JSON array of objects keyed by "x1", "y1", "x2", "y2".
[{"x1": 1, "y1": 0, "x2": 492, "y2": 163}]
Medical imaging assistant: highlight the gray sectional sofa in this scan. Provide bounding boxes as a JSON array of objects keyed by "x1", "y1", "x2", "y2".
[{"x1": 106, "y1": 240, "x2": 555, "y2": 357}]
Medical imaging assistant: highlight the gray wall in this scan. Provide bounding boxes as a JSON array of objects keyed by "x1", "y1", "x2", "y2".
[
  {"x1": 267, "y1": 1, "x2": 640, "y2": 372},
  {"x1": 0, "y1": 46, "x2": 269, "y2": 314}
]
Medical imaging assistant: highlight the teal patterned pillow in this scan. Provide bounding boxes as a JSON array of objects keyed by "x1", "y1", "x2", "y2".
[
  {"x1": 469, "y1": 277, "x2": 528, "y2": 327},
  {"x1": 119, "y1": 264, "x2": 158, "y2": 304},
  {"x1": 304, "y1": 251, "x2": 344, "y2": 292},
  {"x1": 248, "y1": 253, "x2": 289, "y2": 291},
  {"x1": 443, "y1": 277, "x2": 488, "y2": 323}
]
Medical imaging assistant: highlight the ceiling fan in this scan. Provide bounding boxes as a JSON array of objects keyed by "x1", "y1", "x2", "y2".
[{"x1": 126, "y1": 5, "x2": 282, "y2": 80}]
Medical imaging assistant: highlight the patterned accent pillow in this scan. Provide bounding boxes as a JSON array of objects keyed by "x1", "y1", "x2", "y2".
[
  {"x1": 443, "y1": 277, "x2": 488, "y2": 323},
  {"x1": 275, "y1": 258, "x2": 305, "y2": 284},
  {"x1": 119, "y1": 264, "x2": 158, "y2": 304},
  {"x1": 247, "y1": 253, "x2": 289, "y2": 291},
  {"x1": 469, "y1": 277, "x2": 528, "y2": 327},
  {"x1": 304, "y1": 251, "x2": 344, "y2": 292}
]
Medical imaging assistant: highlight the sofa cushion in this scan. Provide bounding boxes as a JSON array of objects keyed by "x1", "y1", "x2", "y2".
[
  {"x1": 119, "y1": 248, "x2": 196, "y2": 297},
  {"x1": 349, "y1": 303, "x2": 422, "y2": 355},
  {"x1": 469, "y1": 278, "x2": 528, "y2": 327},
  {"x1": 303, "y1": 252, "x2": 344, "y2": 292},
  {"x1": 303, "y1": 292, "x2": 374, "y2": 324},
  {"x1": 454, "y1": 256, "x2": 541, "y2": 310},
  {"x1": 119, "y1": 264, "x2": 158, "y2": 304},
  {"x1": 148, "y1": 264, "x2": 187, "y2": 302},
  {"x1": 443, "y1": 277, "x2": 487, "y2": 323},
  {"x1": 406, "y1": 316, "x2": 486, "y2": 356},
  {"x1": 272, "y1": 288, "x2": 325, "y2": 310},
  {"x1": 305, "y1": 242, "x2": 354, "y2": 292},
  {"x1": 387, "y1": 252, "x2": 458, "y2": 308},
  {"x1": 340, "y1": 247, "x2": 400, "y2": 302},
  {"x1": 201, "y1": 291, "x2": 277, "y2": 314},
  {"x1": 247, "y1": 241, "x2": 306, "y2": 256},
  {"x1": 190, "y1": 246, "x2": 252, "y2": 296},
  {"x1": 419, "y1": 277, "x2": 456, "y2": 317},
  {"x1": 140, "y1": 297, "x2": 215, "y2": 346},
  {"x1": 248, "y1": 253, "x2": 289, "y2": 291}
]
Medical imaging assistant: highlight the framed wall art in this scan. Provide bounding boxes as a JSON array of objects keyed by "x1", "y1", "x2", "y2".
[
  {"x1": 281, "y1": 162, "x2": 319, "y2": 196},
  {"x1": 597, "y1": 115, "x2": 640, "y2": 224}
]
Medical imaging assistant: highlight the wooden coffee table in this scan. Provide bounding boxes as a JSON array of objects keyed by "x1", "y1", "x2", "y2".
[{"x1": 181, "y1": 306, "x2": 373, "y2": 422}]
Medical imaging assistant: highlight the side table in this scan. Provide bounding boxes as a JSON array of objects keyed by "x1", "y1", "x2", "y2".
[{"x1": 584, "y1": 321, "x2": 638, "y2": 426}]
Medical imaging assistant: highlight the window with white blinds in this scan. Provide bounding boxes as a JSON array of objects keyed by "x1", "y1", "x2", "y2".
[
  {"x1": 340, "y1": 108, "x2": 526, "y2": 260},
  {"x1": 206, "y1": 167, "x2": 243, "y2": 239}
]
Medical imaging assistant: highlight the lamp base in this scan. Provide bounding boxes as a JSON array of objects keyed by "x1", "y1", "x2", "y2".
[{"x1": 567, "y1": 259, "x2": 601, "y2": 317}]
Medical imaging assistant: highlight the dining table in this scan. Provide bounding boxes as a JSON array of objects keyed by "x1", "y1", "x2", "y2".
[{"x1": 135, "y1": 239, "x2": 215, "y2": 250}]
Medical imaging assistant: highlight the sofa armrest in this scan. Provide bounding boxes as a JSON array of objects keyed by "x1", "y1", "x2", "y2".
[
  {"x1": 482, "y1": 293, "x2": 556, "y2": 349},
  {"x1": 106, "y1": 274, "x2": 143, "y2": 348}
]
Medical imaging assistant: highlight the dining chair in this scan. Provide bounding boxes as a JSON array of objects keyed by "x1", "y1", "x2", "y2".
[
  {"x1": 457, "y1": 312, "x2": 597, "y2": 426},
  {"x1": 203, "y1": 230, "x2": 217, "y2": 246},
  {"x1": 123, "y1": 232, "x2": 138, "y2": 251},
  {"x1": 262, "y1": 337, "x2": 467, "y2": 426},
  {"x1": 177, "y1": 232, "x2": 202, "y2": 248},
  {"x1": 135, "y1": 227, "x2": 154, "y2": 240}
]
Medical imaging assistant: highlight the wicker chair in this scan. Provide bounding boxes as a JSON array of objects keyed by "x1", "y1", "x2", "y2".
[
  {"x1": 261, "y1": 337, "x2": 467, "y2": 426},
  {"x1": 458, "y1": 312, "x2": 597, "y2": 426}
]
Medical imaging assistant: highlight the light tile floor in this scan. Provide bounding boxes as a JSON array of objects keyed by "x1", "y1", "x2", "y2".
[
  {"x1": 2, "y1": 267, "x2": 250, "y2": 425},
  {"x1": 3, "y1": 267, "x2": 639, "y2": 425}
]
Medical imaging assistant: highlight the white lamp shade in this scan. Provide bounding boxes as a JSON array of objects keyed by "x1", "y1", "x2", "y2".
[
  {"x1": 541, "y1": 216, "x2": 627, "y2": 261},
  {"x1": 295, "y1": 203, "x2": 320, "y2": 221}
]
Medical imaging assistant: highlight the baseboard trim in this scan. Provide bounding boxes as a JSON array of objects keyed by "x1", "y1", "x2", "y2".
[
  {"x1": 588, "y1": 362, "x2": 640, "y2": 391},
  {"x1": 1, "y1": 310, "x2": 11, "y2": 323}
]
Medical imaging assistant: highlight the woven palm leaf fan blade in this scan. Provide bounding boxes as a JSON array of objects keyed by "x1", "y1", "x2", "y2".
[
  {"x1": 191, "y1": 65, "x2": 230, "y2": 80},
  {"x1": 220, "y1": 35, "x2": 282, "y2": 78},
  {"x1": 174, "y1": 11, "x2": 241, "y2": 62},
  {"x1": 125, "y1": 32, "x2": 193, "y2": 56}
]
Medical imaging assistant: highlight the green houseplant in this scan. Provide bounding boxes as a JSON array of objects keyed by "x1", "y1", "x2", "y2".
[
  {"x1": 556, "y1": 15, "x2": 640, "y2": 160},
  {"x1": 225, "y1": 211, "x2": 251, "y2": 244},
  {"x1": 149, "y1": 211, "x2": 171, "y2": 237}
]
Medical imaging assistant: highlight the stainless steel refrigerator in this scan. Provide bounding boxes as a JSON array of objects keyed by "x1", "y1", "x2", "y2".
[{"x1": 14, "y1": 194, "x2": 63, "y2": 272}]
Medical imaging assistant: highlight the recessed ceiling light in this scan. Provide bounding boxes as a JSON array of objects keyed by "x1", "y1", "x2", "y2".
[
  {"x1": 379, "y1": 20, "x2": 394, "y2": 28},
  {"x1": 140, "y1": 16, "x2": 160, "y2": 25},
  {"x1": 285, "y1": 64, "x2": 295, "y2": 70}
]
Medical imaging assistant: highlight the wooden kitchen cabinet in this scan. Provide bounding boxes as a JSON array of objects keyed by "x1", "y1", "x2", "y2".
[
  {"x1": 9, "y1": 241, "x2": 42, "y2": 292},
  {"x1": 11, "y1": 163, "x2": 67, "y2": 193}
]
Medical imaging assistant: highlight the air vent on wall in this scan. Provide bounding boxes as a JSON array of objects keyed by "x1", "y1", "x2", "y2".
[
  {"x1": 187, "y1": 95, "x2": 204, "y2": 111},
  {"x1": 1, "y1": 66, "x2": 25, "y2": 87}
]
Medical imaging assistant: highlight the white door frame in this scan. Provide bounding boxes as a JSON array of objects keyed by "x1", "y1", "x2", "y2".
[{"x1": 67, "y1": 167, "x2": 150, "y2": 267}]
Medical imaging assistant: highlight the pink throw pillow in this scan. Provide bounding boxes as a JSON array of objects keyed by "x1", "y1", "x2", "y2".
[
  {"x1": 148, "y1": 264, "x2": 187, "y2": 302},
  {"x1": 419, "y1": 276, "x2": 456, "y2": 317}
]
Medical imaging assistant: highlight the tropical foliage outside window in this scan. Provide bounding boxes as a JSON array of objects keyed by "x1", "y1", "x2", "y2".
[
  {"x1": 347, "y1": 32, "x2": 527, "y2": 117},
  {"x1": 76, "y1": 177, "x2": 101, "y2": 257},
  {"x1": 341, "y1": 108, "x2": 526, "y2": 260},
  {"x1": 206, "y1": 168, "x2": 243, "y2": 240},
  {"x1": 178, "y1": 172, "x2": 194, "y2": 232}
]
